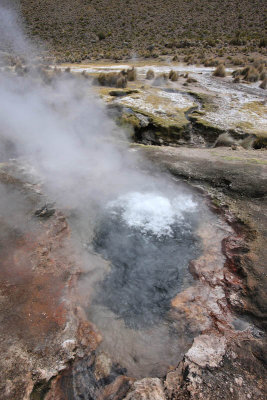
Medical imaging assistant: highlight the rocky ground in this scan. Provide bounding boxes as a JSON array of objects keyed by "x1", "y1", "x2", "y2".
[
  {"x1": 140, "y1": 145, "x2": 267, "y2": 400},
  {"x1": 0, "y1": 145, "x2": 266, "y2": 399},
  {"x1": 0, "y1": 63, "x2": 266, "y2": 399}
]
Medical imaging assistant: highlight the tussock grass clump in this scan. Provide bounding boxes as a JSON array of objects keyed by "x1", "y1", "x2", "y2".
[
  {"x1": 233, "y1": 61, "x2": 266, "y2": 83},
  {"x1": 232, "y1": 58, "x2": 244, "y2": 66},
  {"x1": 204, "y1": 59, "x2": 218, "y2": 67},
  {"x1": 254, "y1": 62, "x2": 264, "y2": 73},
  {"x1": 15, "y1": 62, "x2": 27, "y2": 76},
  {"x1": 153, "y1": 73, "x2": 168, "y2": 86},
  {"x1": 213, "y1": 64, "x2": 226, "y2": 77},
  {"x1": 259, "y1": 78, "x2": 266, "y2": 89},
  {"x1": 233, "y1": 76, "x2": 240, "y2": 83},
  {"x1": 183, "y1": 55, "x2": 195, "y2": 64},
  {"x1": 260, "y1": 71, "x2": 266, "y2": 81},
  {"x1": 169, "y1": 70, "x2": 178, "y2": 81},
  {"x1": 97, "y1": 32, "x2": 106, "y2": 40},
  {"x1": 259, "y1": 38, "x2": 267, "y2": 48},
  {"x1": 186, "y1": 77, "x2": 197, "y2": 83},
  {"x1": 97, "y1": 72, "x2": 127, "y2": 88},
  {"x1": 39, "y1": 68, "x2": 52, "y2": 85},
  {"x1": 53, "y1": 67, "x2": 62, "y2": 76},
  {"x1": 161, "y1": 73, "x2": 168, "y2": 80},
  {"x1": 81, "y1": 70, "x2": 88, "y2": 79},
  {"x1": 62, "y1": 67, "x2": 74, "y2": 80},
  {"x1": 116, "y1": 76, "x2": 127, "y2": 88},
  {"x1": 242, "y1": 66, "x2": 259, "y2": 82},
  {"x1": 126, "y1": 67, "x2": 137, "y2": 81},
  {"x1": 232, "y1": 69, "x2": 242, "y2": 78},
  {"x1": 146, "y1": 69, "x2": 155, "y2": 80}
]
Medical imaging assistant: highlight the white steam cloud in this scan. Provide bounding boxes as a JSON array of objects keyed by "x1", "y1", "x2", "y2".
[
  {"x1": 107, "y1": 192, "x2": 197, "y2": 237},
  {"x1": 0, "y1": 3, "x2": 33, "y2": 56},
  {"x1": 0, "y1": 4, "x2": 197, "y2": 226},
  {"x1": 0, "y1": 4, "x2": 141, "y2": 208}
]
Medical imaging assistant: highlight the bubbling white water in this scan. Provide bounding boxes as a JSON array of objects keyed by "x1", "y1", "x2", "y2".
[{"x1": 107, "y1": 192, "x2": 197, "y2": 237}]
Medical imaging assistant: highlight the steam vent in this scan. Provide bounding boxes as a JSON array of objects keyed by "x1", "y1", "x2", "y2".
[{"x1": 0, "y1": 1, "x2": 266, "y2": 399}]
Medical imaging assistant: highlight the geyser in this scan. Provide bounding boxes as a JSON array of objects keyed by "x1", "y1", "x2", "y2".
[
  {"x1": 87, "y1": 188, "x2": 203, "y2": 378},
  {"x1": 93, "y1": 191, "x2": 200, "y2": 328}
]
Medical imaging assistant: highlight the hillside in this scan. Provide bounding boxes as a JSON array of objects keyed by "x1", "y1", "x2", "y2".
[{"x1": 19, "y1": 0, "x2": 267, "y2": 62}]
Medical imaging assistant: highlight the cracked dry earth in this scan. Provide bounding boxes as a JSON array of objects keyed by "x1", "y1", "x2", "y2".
[{"x1": 0, "y1": 145, "x2": 266, "y2": 400}]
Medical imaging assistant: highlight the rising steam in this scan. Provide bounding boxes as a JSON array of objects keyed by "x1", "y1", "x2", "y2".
[
  {"x1": 0, "y1": 4, "x2": 198, "y2": 216},
  {"x1": 0, "y1": 4, "x2": 206, "y2": 381}
]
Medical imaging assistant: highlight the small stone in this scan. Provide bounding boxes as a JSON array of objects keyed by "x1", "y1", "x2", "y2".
[
  {"x1": 94, "y1": 352, "x2": 112, "y2": 380},
  {"x1": 186, "y1": 334, "x2": 226, "y2": 368},
  {"x1": 229, "y1": 292, "x2": 244, "y2": 307},
  {"x1": 234, "y1": 376, "x2": 243, "y2": 386},
  {"x1": 231, "y1": 351, "x2": 237, "y2": 359},
  {"x1": 62, "y1": 339, "x2": 76, "y2": 353},
  {"x1": 34, "y1": 203, "x2": 55, "y2": 218},
  {"x1": 123, "y1": 378, "x2": 166, "y2": 400}
]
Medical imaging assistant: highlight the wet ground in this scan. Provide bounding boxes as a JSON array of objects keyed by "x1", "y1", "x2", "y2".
[{"x1": 59, "y1": 62, "x2": 267, "y2": 141}]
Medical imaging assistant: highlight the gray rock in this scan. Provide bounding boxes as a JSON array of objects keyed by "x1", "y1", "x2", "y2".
[
  {"x1": 186, "y1": 334, "x2": 227, "y2": 368},
  {"x1": 123, "y1": 378, "x2": 166, "y2": 400}
]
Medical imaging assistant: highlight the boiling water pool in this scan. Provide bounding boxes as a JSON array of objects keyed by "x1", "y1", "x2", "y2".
[
  {"x1": 87, "y1": 190, "x2": 203, "y2": 378},
  {"x1": 93, "y1": 192, "x2": 199, "y2": 328}
]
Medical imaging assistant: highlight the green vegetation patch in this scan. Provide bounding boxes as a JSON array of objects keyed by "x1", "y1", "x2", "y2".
[{"x1": 221, "y1": 156, "x2": 267, "y2": 165}]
